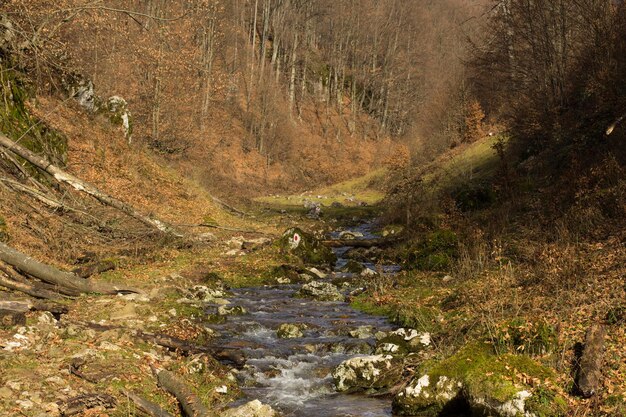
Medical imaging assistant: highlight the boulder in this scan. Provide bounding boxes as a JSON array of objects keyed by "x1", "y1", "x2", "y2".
[
  {"x1": 296, "y1": 281, "x2": 344, "y2": 302},
  {"x1": 392, "y1": 342, "x2": 568, "y2": 417},
  {"x1": 220, "y1": 400, "x2": 277, "y2": 417},
  {"x1": 277, "y1": 228, "x2": 336, "y2": 266},
  {"x1": 393, "y1": 374, "x2": 464, "y2": 416},
  {"x1": 332, "y1": 355, "x2": 403, "y2": 392}
]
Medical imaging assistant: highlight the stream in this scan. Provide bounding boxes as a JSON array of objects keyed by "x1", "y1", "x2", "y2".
[{"x1": 208, "y1": 224, "x2": 400, "y2": 417}]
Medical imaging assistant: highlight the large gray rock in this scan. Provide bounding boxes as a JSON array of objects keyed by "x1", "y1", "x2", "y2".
[
  {"x1": 332, "y1": 355, "x2": 403, "y2": 393},
  {"x1": 296, "y1": 281, "x2": 344, "y2": 302}
]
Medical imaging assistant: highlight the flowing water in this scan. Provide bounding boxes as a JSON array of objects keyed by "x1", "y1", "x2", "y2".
[{"x1": 208, "y1": 224, "x2": 399, "y2": 417}]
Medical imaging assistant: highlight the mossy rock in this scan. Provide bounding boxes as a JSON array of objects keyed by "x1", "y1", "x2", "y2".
[
  {"x1": 0, "y1": 67, "x2": 68, "y2": 169},
  {"x1": 264, "y1": 264, "x2": 301, "y2": 284},
  {"x1": 0, "y1": 216, "x2": 7, "y2": 242},
  {"x1": 277, "y1": 227, "x2": 336, "y2": 267},
  {"x1": 393, "y1": 342, "x2": 567, "y2": 417},
  {"x1": 405, "y1": 229, "x2": 458, "y2": 271},
  {"x1": 375, "y1": 328, "x2": 432, "y2": 356},
  {"x1": 493, "y1": 318, "x2": 558, "y2": 356}
]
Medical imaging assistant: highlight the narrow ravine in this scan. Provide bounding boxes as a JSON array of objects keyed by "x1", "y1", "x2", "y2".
[{"x1": 207, "y1": 223, "x2": 400, "y2": 417}]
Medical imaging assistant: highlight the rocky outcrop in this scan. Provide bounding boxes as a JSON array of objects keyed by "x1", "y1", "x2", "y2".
[
  {"x1": 332, "y1": 354, "x2": 403, "y2": 393},
  {"x1": 295, "y1": 281, "x2": 344, "y2": 302},
  {"x1": 106, "y1": 96, "x2": 133, "y2": 143}
]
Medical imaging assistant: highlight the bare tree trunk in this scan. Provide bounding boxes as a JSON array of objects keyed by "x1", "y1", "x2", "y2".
[
  {"x1": 289, "y1": 33, "x2": 298, "y2": 114},
  {"x1": 0, "y1": 133, "x2": 180, "y2": 236},
  {"x1": 200, "y1": 11, "x2": 217, "y2": 127},
  {"x1": 0, "y1": 242, "x2": 136, "y2": 295}
]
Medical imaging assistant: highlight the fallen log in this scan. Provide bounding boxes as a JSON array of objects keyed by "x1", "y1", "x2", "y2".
[
  {"x1": 0, "y1": 266, "x2": 65, "y2": 300},
  {"x1": 0, "y1": 176, "x2": 64, "y2": 209},
  {"x1": 0, "y1": 242, "x2": 138, "y2": 295},
  {"x1": 577, "y1": 324, "x2": 606, "y2": 398},
  {"x1": 0, "y1": 132, "x2": 181, "y2": 237},
  {"x1": 123, "y1": 391, "x2": 174, "y2": 417},
  {"x1": 0, "y1": 299, "x2": 68, "y2": 317},
  {"x1": 155, "y1": 368, "x2": 209, "y2": 417}
]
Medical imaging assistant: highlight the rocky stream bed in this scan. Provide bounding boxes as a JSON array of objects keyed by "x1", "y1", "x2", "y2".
[{"x1": 209, "y1": 224, "x2": 442, "y2": 417}]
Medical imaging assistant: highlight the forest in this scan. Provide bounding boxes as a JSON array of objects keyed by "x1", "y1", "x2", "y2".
[{"x1": 0, "y1": 1, "x2": 624, "y2": 416}]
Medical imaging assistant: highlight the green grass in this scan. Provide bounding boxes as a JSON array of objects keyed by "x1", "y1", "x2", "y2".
[
  {"x1": 422, "y1": 136, "x2": 503, "y2": 190},
  {"x1": 255, "y1": 168, "x2": 388, "y2": 208}
]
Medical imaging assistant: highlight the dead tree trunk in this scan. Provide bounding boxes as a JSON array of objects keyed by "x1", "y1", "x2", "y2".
[
  {"x1": 0, "y1": 242, "x2": 137, "y2": 295},
  {"x1": 0, "y1": 133, "x2": 181, "y2": 236},
  {"x1": 0, "y1": 268, "x2": 64, "y2": 300},
  {"x1": 577, "y1": 323, "x2": 606, "y2": 398},
  {"x1": 155, "y1": 368, "x2": 210, "y2": 417}
]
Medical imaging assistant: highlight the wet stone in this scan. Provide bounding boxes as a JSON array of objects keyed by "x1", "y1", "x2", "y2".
[
  {"x1": 276, "y1": 323, "x2": 306, "y2": 339},
  {"x1": 295, "y1": 281, "x2": 345, "y2": 302}
]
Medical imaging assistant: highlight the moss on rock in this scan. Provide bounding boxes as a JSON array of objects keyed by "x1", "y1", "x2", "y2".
[
  {"x1": 0, "y1": 65, "x2": 68, "y2": 169},
  {"x1": 393, "y1": 342, "x2": 567, "y2": 417},
  {"x1": 277, "y1": 227, "x2": 336, "y2": 267}
]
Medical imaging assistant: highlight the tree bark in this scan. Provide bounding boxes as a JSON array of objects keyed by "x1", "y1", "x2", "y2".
[
  {"x1": 0, "y1": 133, "x2": 180, "y2": 236},
  {"x1": 0, "y1": 268, "x2": 65, "y2": 300},
  {"x1": 155, "y1": 369, "x2": 210, "y2": 417},
  {"x1": 577, "y1": 323, "x2": 606, "y2": 398},
  {"x1": 0, "y1": 242, "x2": 137, "y2": 295}
]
